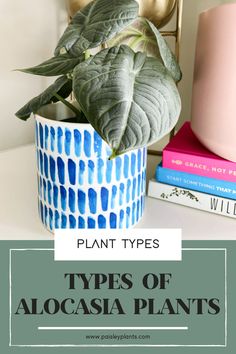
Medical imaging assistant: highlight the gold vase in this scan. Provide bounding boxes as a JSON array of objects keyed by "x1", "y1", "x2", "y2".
[{"x1": 66, "y1": 0, "x2": 177, "y2": 28}]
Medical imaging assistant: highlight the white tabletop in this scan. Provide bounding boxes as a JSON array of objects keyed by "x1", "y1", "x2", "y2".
[{"x1": 0, "y1": 145, "x2": 235, "y2": 240}]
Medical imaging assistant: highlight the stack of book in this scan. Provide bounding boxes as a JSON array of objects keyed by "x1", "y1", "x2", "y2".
[{"x1": 148, "y1": 122, "x2": 236, "y2": 219}]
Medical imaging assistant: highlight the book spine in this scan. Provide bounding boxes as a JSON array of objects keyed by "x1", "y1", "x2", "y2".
[
  {"x1": 156, "y1": 165, "x2": 236, "y2": 200},
  {"x1": 163, "y1": 150, "x2": 236, "y2": 183},
  {"x1": 148, "y1": 180, "x2": 236, "y2": 219}
]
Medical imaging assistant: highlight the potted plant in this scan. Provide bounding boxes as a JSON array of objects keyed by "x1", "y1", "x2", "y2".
[{"x1": 15, "y1": 0, "x2": 181, "y2": 231}]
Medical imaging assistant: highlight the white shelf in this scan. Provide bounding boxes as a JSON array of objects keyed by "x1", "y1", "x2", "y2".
[{"x1": 0, "y1": 145, "x2": 235, "y2": 240}]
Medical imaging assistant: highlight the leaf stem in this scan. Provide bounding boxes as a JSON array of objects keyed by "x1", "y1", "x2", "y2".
[
  {"x1": 53, "y1": 93, "x2": 81, "y2": 117},
  {"x1": 84, "y1": 50, "x2": 91, "y2": 60},
  {"x1": 109, "y1": 149, "x2": 118, "y2": 160},
  {"x1": 129, "y1": 35, "x2": 144, "y2": 50}
]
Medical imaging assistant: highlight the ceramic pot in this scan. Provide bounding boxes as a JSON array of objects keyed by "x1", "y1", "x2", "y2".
[
  {"x1": 35, "y1": 103, "x2": 146, "y2": 231},
  {"x1": 66, "y1": 0, "x2": 177, "y2": 28},
  {"x1": 191, "y1": 3, "x2": 236, "y2": 162}
]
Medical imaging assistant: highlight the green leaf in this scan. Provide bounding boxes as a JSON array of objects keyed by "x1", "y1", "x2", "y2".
[
  {"x1": 73, "y1": 45, "x2": 181, "y2": 156},
  {"x1": 146, "y1": 19, "x2": 182, "y2": 82},
  {"x1": 15, "y1": 76, "x2": 72, "y2": 120},
  {"x1": 55, "y1": 0, "x2": 139, "y2": 56},
  {"x1": 17, "y1": 54, "x2": 83, "y2": 77},
  {"x1": 108, "y1": 18, "x2": 182, "y2": 82}
]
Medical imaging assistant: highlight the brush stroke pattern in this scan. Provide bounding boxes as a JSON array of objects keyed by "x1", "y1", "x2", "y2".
[{"x1": 36, "y1": 118, "x2": 146, "y2": 231}]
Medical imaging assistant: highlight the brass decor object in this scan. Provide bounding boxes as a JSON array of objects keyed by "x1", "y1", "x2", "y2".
[{"x1": 66, "y1": 0, "x2": 183, "y2": 156}]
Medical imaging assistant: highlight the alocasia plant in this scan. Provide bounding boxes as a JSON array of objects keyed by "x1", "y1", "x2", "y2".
[{"x1": 16, "y1": 0, "x2": 181, "y2": 158}]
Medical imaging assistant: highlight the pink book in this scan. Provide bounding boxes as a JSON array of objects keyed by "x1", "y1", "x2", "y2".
[{"x1": 163, "y1": 122, "x2": 236, "y2": 183}]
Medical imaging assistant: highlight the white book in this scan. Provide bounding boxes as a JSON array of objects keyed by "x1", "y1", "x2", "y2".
[{"x1": 148, "y1": 179, "x2": 236, "y2": 219}]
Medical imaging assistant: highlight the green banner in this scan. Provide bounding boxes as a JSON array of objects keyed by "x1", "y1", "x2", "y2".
[{"x1": 0, "y1": 241, "x2": 235, "y2": 353}]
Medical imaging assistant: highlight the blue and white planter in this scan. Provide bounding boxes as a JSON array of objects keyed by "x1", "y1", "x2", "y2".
[{"x1": 35, "y1": 104, "x2": 146, "y2": 231}]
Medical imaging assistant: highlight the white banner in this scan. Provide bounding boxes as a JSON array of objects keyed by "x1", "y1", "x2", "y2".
[{"x1": 54, "y1": 229, "x2": 182, "y2": 261}]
